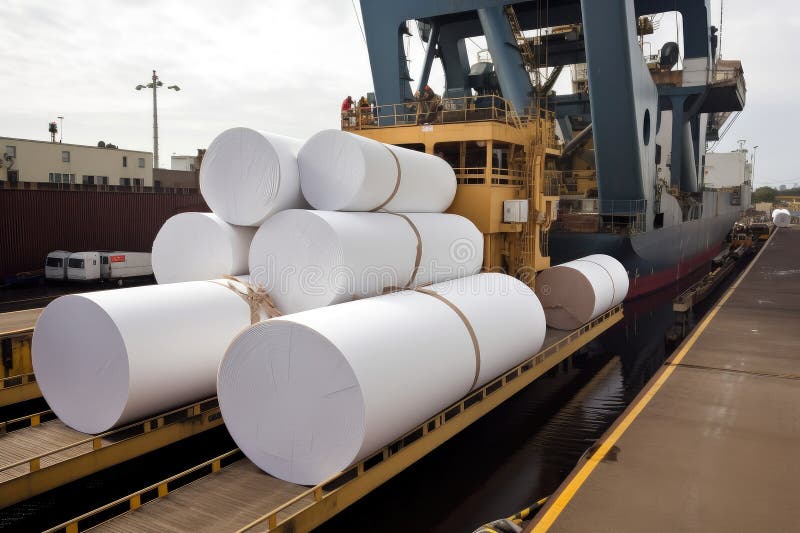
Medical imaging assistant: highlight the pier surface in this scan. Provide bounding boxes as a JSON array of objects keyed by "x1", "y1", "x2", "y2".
[{"x1": 530, "y1": 226, "x2": 800, "y2": 533}]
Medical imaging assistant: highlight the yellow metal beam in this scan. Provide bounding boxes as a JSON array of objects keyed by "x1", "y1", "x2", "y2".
[
  {"x1": 0, "y1": 375, "x2": 41, "y2": 407},
  {"x1": 0, "y1": 402, "x2": 224, "y2": 508}
]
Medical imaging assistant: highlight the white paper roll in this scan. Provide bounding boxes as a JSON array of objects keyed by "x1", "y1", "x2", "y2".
[
  {"x1": 297, "y1": 129, "x2": 457, "y2": 212},
  {"x1": 218, "y1": 273, "x2": 546, "y2": 485},
  {"x1": 248, "y1": 210, "x2": 483, "y2": 314},
  {"x1": 200, "y1": 128, "x2": 307, "y2": 226},
  {"x1": 152, "y1": 212, "x2": 256, "y2": 284},
  {"x1": 773, "y1": 208, "x2": 791, "y2": 228},
  {"x1": 535, "y1": 254, "x2": 628, "y2": 329},
  {"x1": 32, "y1": 280, "x2": 258, "y2": 434}
]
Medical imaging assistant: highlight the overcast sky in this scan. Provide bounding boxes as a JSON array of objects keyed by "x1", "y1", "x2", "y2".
[{"x1": 2, "y1": 0, "x2": 795, "y2": 187}]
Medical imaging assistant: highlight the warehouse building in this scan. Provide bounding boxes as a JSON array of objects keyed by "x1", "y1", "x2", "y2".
[{"x1": 1, "y1": 137, "x2": 153, "y2": 187}]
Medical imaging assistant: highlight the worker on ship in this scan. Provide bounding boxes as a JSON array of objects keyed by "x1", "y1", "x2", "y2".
[
  {"x1": 341, "y1": 95, "x2": 355, "y2": 127},
  {"x1": 417, "y1": 85, "x2": 441, "y2": 124},
  {"x1": 357, "y1": 96, "x2": 372, "y2": 126}
]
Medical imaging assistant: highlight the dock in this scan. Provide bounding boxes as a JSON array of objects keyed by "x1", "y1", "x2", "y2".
[
  {"x1": 529, "y1": 227, "x2": 800, "y2": 532},
  {"x1": 45, "y1": 308, "x2": 623, "y2": 533}
]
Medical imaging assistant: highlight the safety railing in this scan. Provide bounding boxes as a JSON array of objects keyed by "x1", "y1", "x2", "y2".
[
  {"x1": 0, "y1": 409, "x2": 56, "y2": 435},
  {"x1": 343, "y1": 95, "x2": 523, "y2": 130},
  {"x1": 0, "y1": 397, "x2": 220, "y2": 479},
  {"x1": 454, "y1": 167, "x2": 527, "y2": 186},
  {"x1": 44, "y1": 449, "x2": 244, "y2": 533},
  {"x1": 554, "y1": 198, "x2": 647, "y2": 234},
  {"x1": 238, "y1": 305, "x2": 624, "y2": 532}
]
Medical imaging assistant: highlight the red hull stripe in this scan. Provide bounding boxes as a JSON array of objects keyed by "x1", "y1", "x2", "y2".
[{"x1": 627, "y1": 243, "x2": 723, "y2": 299}]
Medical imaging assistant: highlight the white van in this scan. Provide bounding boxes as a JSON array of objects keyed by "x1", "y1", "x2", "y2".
[
  {"x1": 105, "y1": 252, "x2": 153, "y2": 282},
  {"x1": 67, "y1": 252, "x2": 102, "y2": 281},
  {"x1": 45, "y1": 251, "x2": 72, "y2": 280}
]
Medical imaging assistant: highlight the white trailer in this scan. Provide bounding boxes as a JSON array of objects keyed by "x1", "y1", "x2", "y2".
[
  {"x1": 106, "y1": 252, "x2": 153, "y2": 283},
  {"x1": 45, "y1": 251, "x2": 72, "y2": 280},
  {"x1": 67, "y1": 252, "x2": 102, "y2": 281}
]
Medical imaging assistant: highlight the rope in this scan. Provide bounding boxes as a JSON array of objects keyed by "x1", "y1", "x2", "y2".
[{"x1": 210, "y1": 275, "x2": 282, "y2": 324}]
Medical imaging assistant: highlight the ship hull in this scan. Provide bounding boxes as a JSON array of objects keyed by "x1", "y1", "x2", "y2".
[{"x1": 549, "y1": 193, "x2": 740, "y2": 299}]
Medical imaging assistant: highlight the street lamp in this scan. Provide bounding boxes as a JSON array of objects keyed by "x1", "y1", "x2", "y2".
[
  {"x1": 135, "y1": 70, "x2": 180, "y2": 169},
  {"x1": 751, "y1": 145, "x2": 759, "y2": 186}
]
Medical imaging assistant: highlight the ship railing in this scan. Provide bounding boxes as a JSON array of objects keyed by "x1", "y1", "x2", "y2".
[
  {"x1": 554, "y1": 198, "x2": 647, "y2": 234},
  {"x1": 342, "y1": 95, "x2": 524, "y2": 130},
  {"x1": 544, "y1": 170, "x2": 596, "y2": 196},
  {"x1": 454, "y1": 167, "x2": 526, "y2": 186}
]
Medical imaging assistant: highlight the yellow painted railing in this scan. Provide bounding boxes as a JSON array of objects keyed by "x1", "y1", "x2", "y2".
[
  {"x1": 44, "y1": 449, "x2": 243, "y2": 533},
  {"x1": 0, "y1": 397, "x2": 220, "y2": 479}
]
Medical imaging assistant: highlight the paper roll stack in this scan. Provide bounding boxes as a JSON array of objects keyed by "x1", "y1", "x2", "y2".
[
  {"x1": 535, "y1": 254, "x2": 629, "y2": 330},
  {"x1": 152, "y1": 213, "x2": 256, "y2": 284},
  {"x1": 200, "y1": 128, "x2": 307, "y2": 226},
  {"x1": 32, "y1": 279, "x2": 260, "y2": 434},
  {"x1": 772, "y1": 208, "x2": 791, "y2": 228},
  {"x1": 248, "y1": 209, "x2": 483, "y2": 314},
  {"x1": 298, "y1": 129, "x2": 457, "y2": 212},
  {"x1": 218, "y1": 273, "x2": 546, "y2": 485}
]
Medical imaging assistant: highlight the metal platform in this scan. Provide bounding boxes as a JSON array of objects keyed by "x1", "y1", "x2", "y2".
[
  {"x1": 0, "y1": 307, "x2": 41, "y2": 335},
  {"x1": 0, "y1": 308, "x2": 41, "y2": 406},
  {"x1": 46, "y1": 307, "x2": 623, "y2": 533},
  {"x1": 529, "y1": 227, "x2": 800, "y2": 532},
  {"x1": 0, "y1": 397, "x2": 223, "y2": 508}
]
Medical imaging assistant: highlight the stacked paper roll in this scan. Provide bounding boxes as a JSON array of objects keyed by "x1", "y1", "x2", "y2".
[
  {"x1": 248, "y1": 209, "x2": 483, "y2": 314},
  {"x1": 32, "y1": 279, "x2": 259, "y2": 434},
  {"x1": 200, "y1": 128, "x2": 307, "y2": 226},
  {"x1": 152, "y1": 213, "x2": 256, "y2": 284},
  {"x1": 298, "y1": 129, "x2": 457, "y2": 212},
  {"x1": 535, "y1": 254, "x2": 629, "y2": 329},
  {"x1": 217, "y1": 273, "x2": 546, "y2": 485},
  {"x1": 773, "y1": 208, "x2": 791, "y2": 228}
]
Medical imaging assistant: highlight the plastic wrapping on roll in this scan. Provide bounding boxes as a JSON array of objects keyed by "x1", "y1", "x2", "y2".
[
  {"x1": 298, "y1": 129, "x2": 456, "y2": 212},
  {"x1": 535, "y1": 254, "x2": 628, "y2": 329},
  {"x1": 152, "y1": 212, "x2": 256, "y2": 284},
  {"x1": 248, "y1": 209, "x2": 483, "y2": 314},
  {"x1": 32, "y1": 279, "x2": 260, "y2": 434},
  {"x1": 773, "y1": 208, "x2": 791, "y2": 228},
  {"x1": 217, "y1": 273, "x2": 546, "y2": 485},
  {"x1": 200, "y1": 128, "x2": 308, "y2": 226}
]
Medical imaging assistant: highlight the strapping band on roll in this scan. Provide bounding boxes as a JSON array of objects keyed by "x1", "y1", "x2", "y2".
[
  {"x1": 382, "y1": 212, "x2": 423, "y2": 288},
  {"x1": 371, "y1": 145, "x2": 402, "y2": 212},
  {"x1": 415, "y1": 287, "x2": 482, "y2": 392},
  {"x1": 575, "y1": 258, "x2": 616, "y2": 303},
  {"x1": 210, "y1": 275, "x2": 282, "y2": 324}
]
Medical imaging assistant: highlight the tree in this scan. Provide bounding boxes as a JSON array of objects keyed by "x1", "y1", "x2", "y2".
[{"x1": 752, "y1": 186, "x2": 777, "y2": 203}]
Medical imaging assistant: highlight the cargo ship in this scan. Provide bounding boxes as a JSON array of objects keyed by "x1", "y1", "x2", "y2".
[{"x1": 349, "y1": 0, "x2": 750, "y2": 299}]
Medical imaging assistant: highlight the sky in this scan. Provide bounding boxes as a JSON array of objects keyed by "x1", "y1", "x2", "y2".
[{"x1": 2, "y1": 0, "x2": 797, "y2": 187}]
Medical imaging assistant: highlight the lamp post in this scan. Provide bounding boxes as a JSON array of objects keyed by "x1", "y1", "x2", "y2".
[
  {"x1": 136, "y1": 70, "x2": 180, "y2": 169},
  {"x1": 751, "y1": 145, "x2": 759, "y2": 186}
]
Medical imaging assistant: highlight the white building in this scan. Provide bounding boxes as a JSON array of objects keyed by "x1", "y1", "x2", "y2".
[
  {"x1": 1, "y1": 137, "x2": 153, "y2": 187},
  {"x1": 170, "y1": 155, "x2": 198, "y2": 172}
]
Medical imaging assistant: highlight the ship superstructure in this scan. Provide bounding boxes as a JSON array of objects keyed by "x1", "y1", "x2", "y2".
[{"x1": 350, "y1": 0, "x2": 749, "y2": 297}]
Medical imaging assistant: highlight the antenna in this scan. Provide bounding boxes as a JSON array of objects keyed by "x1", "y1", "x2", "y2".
[
  {"x1": 58, "y1": 116, "x2": 64, "y2": 143},
  {"x1": 719, "y1": 0, "x2": 724, "y2": 58}
]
